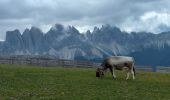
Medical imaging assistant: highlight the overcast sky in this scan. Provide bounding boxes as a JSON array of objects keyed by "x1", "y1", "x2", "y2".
[{"x1": 0, "y1": 0, "x2": 170, "y2": 40}]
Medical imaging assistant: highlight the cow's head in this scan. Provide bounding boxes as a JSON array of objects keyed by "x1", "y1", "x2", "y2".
[{"x1": 96, "y1": 68, "x2": 104, "y2": 78}]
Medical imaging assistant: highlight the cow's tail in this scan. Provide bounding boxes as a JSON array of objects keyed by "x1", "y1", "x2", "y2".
[{"x1": 133, "y1": 65, "x2": 136, "y2": 76}]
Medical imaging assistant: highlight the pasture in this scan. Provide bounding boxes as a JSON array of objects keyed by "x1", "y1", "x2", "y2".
[{"x1": 0, "y1": 64, "x2": 170, "y2": 100}]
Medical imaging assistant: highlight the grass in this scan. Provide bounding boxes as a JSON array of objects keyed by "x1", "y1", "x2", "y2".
[{"x1": 0, "y1": 64, "x2": 170, "y2": 100}]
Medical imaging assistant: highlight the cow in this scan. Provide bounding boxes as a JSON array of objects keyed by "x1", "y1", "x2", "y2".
[{"x1": 96, "y1": 56, "x2": 136, "y2": 80}]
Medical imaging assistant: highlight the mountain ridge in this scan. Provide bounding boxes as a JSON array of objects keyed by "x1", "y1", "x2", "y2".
[{"x1": 1, "y1": 23, "x2": 170, "y2": 66}]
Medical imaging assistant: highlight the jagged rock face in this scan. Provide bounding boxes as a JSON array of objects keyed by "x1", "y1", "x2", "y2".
[
  {"x1": 29, "y1": 27, "x2": 44, "y2": 52},
  {"x1": 1, "y1": 24, "x2": 170, "y2": 66},
  {"x1": 0, "y1": 42, "x2": 3, "y2": 52},
  {"x1": 3, "y1": 29, "x2": 23, "y2": 54},
  {"x1": 92, "y1": 25, "x2": 123, "y2": 43},
  {"x1": 44, "y1": 24, "x2": 65, "y2": 49},
  {"x1": 22, "y1": 29, "x2": 33, "y2": 53},
  {"x1": 89, "y1": 25, "x2": 134, "y2": 56},
  {"x1": 22, "y1": 27, "x2": 44, "y2": 54},
  {"x1": 43, "y1": 24, "x2": 102, "y2": 59}
]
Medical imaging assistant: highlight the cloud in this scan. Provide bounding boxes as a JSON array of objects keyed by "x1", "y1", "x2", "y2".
[
  {"x1": 0, "y1": 0, "x2": 170, "y2": 40},
  {"x1": 121, "y1": 11, "x2": 170, "y2": 33}
]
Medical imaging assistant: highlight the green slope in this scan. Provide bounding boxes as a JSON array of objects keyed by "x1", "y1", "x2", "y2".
[{"x1": 0, "y1": 64, "x2": 170, "y2": 100}]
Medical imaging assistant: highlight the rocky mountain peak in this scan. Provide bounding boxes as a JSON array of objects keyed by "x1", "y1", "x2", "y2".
[
  {"x1": 66, "y1": 26, "x2": 80, "y2": 36},
  {"x1": 6, "y1": 29, "x2": 21, "y2": 41},
  {"x1": 30, "y1": 26, "x2": 42, "y2": 33},
  {"x1": 51, "y1": 23, "x2": 64, "y2": 32},
  {"x1": 4, "y1": 29, "x2": 23, "y2": 53}
]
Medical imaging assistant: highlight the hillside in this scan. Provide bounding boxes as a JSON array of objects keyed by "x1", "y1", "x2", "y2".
[{"x1": 0, "y1": 65, "x2": 170, "y2": 100}]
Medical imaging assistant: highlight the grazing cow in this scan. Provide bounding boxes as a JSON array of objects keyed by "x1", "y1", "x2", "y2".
[{"x1": 96, "y1": 56, "x2": 136, "y2": 80}]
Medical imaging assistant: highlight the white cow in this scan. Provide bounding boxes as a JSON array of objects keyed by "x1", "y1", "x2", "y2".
[{"x1": 96, "y1": 56, "x2": 135, "y2": 80}]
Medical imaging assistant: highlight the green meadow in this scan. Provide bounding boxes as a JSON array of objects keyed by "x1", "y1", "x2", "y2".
[{"x1": 0, "y1": 64, "x2": 170, "y2": 100}]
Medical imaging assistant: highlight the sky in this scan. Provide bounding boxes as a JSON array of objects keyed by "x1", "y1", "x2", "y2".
[{"x1": 0, "y1": 0, "x2": 170, "y2": 40}]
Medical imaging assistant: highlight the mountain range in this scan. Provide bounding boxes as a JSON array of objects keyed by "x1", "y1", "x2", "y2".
[{"x1": 1, "y1": 24, "x2": 170, "y2": 66}]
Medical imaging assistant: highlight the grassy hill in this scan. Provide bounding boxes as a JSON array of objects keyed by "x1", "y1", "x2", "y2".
[{"x1": 0, "y1": 65, "x2": 170, "y2": 100}]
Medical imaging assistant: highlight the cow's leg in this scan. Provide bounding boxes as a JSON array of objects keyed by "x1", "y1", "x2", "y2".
[
  {"x1": 109, "y1": 67, "x2": 116, "y2": 79},
  {"x1": 109, "y1": 67, "x2": 113, "y2": 79},
  {"x1": 113, "y1": 69, "x2": 116, "y2": 79},
  {"x1": 131, "y1": 69, "x2": 135, "y2": 80},
  {"x1": 126, "y1": 70, "x2": 130, "y2": 80}
]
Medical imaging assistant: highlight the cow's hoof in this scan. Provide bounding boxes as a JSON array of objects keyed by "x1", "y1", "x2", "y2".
[{"x1": 112, "y1": 77, "x2": 116, "y2": 80}]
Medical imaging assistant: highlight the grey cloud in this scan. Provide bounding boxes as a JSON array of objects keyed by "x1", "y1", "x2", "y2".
[
  {"x1": 158, "y1": 24, "x2": 170, "y2": 32},
  {"x1": 0, "y1": 0, "x2": 170, "y2": 40}
]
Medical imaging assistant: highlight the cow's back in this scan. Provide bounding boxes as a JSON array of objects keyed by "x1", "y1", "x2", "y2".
[{"x1": 107, "y1": 56, "x2": 134, "y2": 65}]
